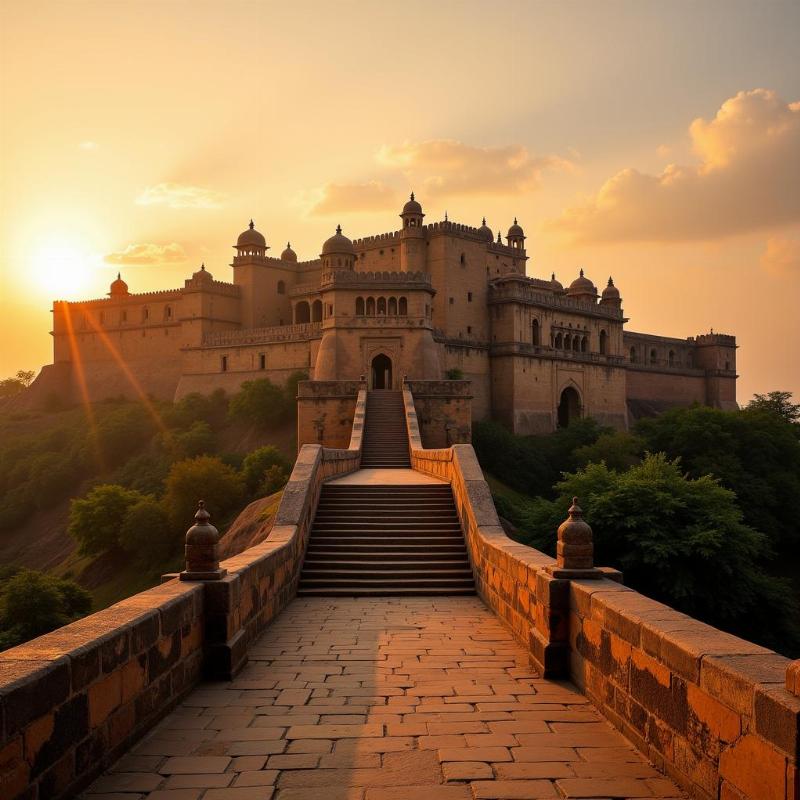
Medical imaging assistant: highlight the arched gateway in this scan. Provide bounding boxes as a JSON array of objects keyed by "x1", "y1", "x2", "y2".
[
  {"x1": 557, "y1": 386, "x2": 581, "y2": 427},
  {"x1": 371, "y1": 354, "x2": 392, "y2": 389}
]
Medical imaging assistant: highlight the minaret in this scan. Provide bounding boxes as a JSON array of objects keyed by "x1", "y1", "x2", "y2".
[{"x1": 399, "y1": 192, "x2": 425, "y2": 272}]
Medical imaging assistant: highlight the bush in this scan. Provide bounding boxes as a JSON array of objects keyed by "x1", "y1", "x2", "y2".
[
  {"x1": 228, "y1": 372, "x2": 307, "y2": 430},
  {"x1": 262, "y1": 464, "x2": 290, "y2": 495},
  {"x1": 120, "y1": 498, "x2": 176, "y2": 566},
  {"x1": 163, "y1": 421, "x2": 216, "y2": 459},
  {"x1": 0, "y1": 570, "x2": 92, "y2": 648},
  {"x1": 572, "y1": 431, "x2": 644, "y2": 472},
  {"x1": 445, "y1": 368, "x2": 464, "y2": 380},
  {"x1": 68, "y1": 484, "x2": 146, "y2": 555},
  {"x1": 241, "y1": 446, "x2": 291, "y2": 493},
  {"x1": 91, "y1": 404, "x2": 157, "y2": 466},
  {"x1": 163, "y1": 455, "x2": 245, "y2": 528},
  {"x1": 165, "y1": 389, "x2": 229, "y2": 431},
  {"x1": 516, "y1": 454, "x2": 800, "y2": 654}
]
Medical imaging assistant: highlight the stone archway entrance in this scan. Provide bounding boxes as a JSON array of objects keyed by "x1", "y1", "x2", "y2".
[
  {"x1": 557, "y1": 386, "x2": 581, "y2": 428},
  {"x1": 371, "y1": 354, "x2": 392, "y2": 390}
]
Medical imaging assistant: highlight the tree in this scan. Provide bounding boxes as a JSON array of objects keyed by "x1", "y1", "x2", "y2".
[
  {"x1": 262, "y1": 464, "x2": 290, "y2": 495},
  {"x1": 165, "y1": 389, "x2": 229, "y2": 430},
  {"x1": 68, "y1": 484, "x2": 146, "y2": 555},
  {"x1": 573, "y1": 431, "x2": 644, "y2": 472},
  {"x1": 163, "y1": 455, "x2": 244, "y2": 528},
  {"x1": 228, "y1": 378, "x2": 288, "y2": 428},
  {"x1": 241, "y1": 446, "x2": 291, "y2": 493},
  {"x1": 119, "y1": 497, "x2": 176, "y2": 566},
  {"x1": 747, "y1": 391, "x2": 800, "y2": 425},
  {"x1": 0, "y1": 570, "x2": 92, "y2": 647},
  {"x1": 163, "y1": 421, "x2": 216, "y2": 459},
  {"x1": 91, "y1": 404, "x2": 157, "y2": 466},
  {"x1": 0, "y1": 369, "x2": 36, "y2": 398},
  {"x1": 515, "y1": 454, "x2": 799, "y2": 655}
]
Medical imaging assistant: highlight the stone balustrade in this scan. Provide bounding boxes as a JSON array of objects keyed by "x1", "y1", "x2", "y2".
[
  {"x1": 402, "y1": 385, "x2": 800, "y2": 800},
  {"x1": 0, "y1": 398, "x2": 365, "y2": 800}
]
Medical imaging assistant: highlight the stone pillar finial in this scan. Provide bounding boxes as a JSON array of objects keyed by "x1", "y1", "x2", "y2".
[
  {"x1": 180, "y1": 500, "x2": 227, "y2": 581},
  {"x1": 546, "y1": 496, "x2": 602, "y2": 579},
  {"x1": 787, "y1": 660, "x2": 800, "y2": 697}
]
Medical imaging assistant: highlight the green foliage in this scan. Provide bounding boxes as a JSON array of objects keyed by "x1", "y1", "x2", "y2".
[
  {"x1": 68, "y1": 484, "x2": 146, "y2": 555},
  {"x1": 0, "y1": 369, "x2": 35, "y2": 398},
  {"x1": 90, "y1": 404, "x2": 157, "y2": 467},
  {"x1": 635, "y1": 404, "x2": 800, "y2": 549},
  {"x1": 0, "y1": 569, "x2": 91, "y2": 649},
  {"x1": 112, "y1": 450, "x2": 175, "y2": 495},
  {"x1": 119, "y1": 498, "x2": 176, "y2": 566},
  {"x1": 573, "y1": 431, "x2": 644, "y2": 472},
  {"x1": 261, "y1": 464, "x2": 290, "y2": 495},
  {"x1": 241, "y1": 446, "x2": 291, "y2": 494},
  {"x1": 473, "y1": 417, "x2": 606, "y2": 497},
  {"x1": 445, "y1": 368, "x2": 465, "y2": 380},
  {"x1": 228, "y1": 372, "x2": 307, "y2": 430},
  {"x1": 163, "y1": 455, "x2": 245, "y2": 528},
  {"x1": 747, "y1": 390, "x2": 800, "y2": 425},
  {"x1": 164, "y1": 389, "x2": 229, "y2": 430},
  {"x1": 162, "y1": 421, "x2": 216, "y2": 459}
]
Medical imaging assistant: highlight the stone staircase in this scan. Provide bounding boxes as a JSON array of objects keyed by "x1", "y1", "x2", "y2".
[
  {"x1": 358, "y1": 389, "x2": 411, "y2": 468},
  {"x1": 297, "y1": 389, "x2": 475, "y2": 596}
]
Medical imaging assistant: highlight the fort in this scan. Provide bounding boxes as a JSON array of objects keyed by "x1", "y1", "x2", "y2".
[
  {"x1": 4, "y1": 198, "x2": 795, "y2": 800},
  {"x1": 28, "y1": 194, "x2": 737, "y2": 432}
]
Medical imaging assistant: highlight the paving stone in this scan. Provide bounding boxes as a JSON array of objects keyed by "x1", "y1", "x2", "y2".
[
  {"x1": 267, "y1": 754, "x2": 320, "y2": 769},
  {"x1": 160, "y1": 757, "x2": 231, "y2": 774},
  {"x1": 471, "y1": 780, "x2": 558, "y2": 798},
  {"x1": 556, "y1": 777, "x2": 663, "y2": 797},
  {"x1": 163, "y1": 774, "x2": 234, "y2": 789},
  {"x1": 204, "y1": 788, "x2": 274, "y2": 799},
  {"x1": 232, "y1": 770, "x2": 279, "y2": 786},
  {"x1": 88, "y1": 773, "x2": 163, "y2": 793},
  {"x1": 442, "y1": 761, "x2": 494, "y2": 780}
]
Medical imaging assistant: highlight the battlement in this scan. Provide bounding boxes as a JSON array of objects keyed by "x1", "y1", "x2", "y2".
[
  {"x1": 488, "y1": 280, "x2": 623, "y2": 319},
  {"x1": 692, "y1": 332, "x2": 737, "y2": 346},
  {"x1": 351, "y1": 230, "x2": 402, "y2": 248},
  {"x1": 182, "y1": 277, "x2": 240, "y2": 296},
  {"x1": 54, "y1": 288, "x2": 184, "y2": 306}
]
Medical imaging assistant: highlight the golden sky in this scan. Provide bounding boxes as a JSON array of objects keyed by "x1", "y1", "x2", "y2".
[{"x1": 1, "y1": 0, "x2": 798, "y2": 402}]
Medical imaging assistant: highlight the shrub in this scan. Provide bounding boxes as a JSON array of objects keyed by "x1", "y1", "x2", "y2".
[
  {"x1": 241, "y1": 446, "x2": 291, "y2": 493},
  {"x1": 163, "y1": 456, "x2": 245, "y2": 528},
  {"x1": 68, "y1": 484, "x2": 146, "y2": 555},
  {"x1": 262, "y1": 464, "x2": 290, "y2": 495},
  {"x1": 445, "y1": 368, "x2": 464, "y2": 380},
  {"x1": 119, "y1": 497, "x2": 176, "y2": 566}
]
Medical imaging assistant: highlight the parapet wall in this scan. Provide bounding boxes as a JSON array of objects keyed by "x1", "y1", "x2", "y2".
[
  {"x1": 0, "y1": 428, "x2": 363, "y2": 800},
  {"x1": 297, "y1": 380, "x2": 366, "y2": 450},
  {"x1": 404, "y1": 379, "x2": 472, "y2": 447},
  {"x1": 402, "y1": 387, "x2": 799, "y2": 800}
]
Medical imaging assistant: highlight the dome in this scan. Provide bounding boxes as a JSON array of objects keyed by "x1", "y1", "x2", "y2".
[
  {"x1": 109, "y1": 273, "x2": 128, "y2": 296},
  {"x1": 567, "y1": 268, "x2": 597, "y2": 298},
  {"x1": 478, "y1": 217, "x2": 493, "y2": 241},
  {"x1": 401, "y1": 192, "x2": 423, "y2": 216},
  {"x1": 550, "y1": 272, "x2": 564, "y2": 293},
  {"x1": 321, "y1": 224, "x2": 355, "y2": 257},
  {"x1": 192, "y1": 263, "x2": 213, "y2": 281},
  {"x1": 236, "y1": 220, "x2": 266, "y2": 249},
  {"x1": 281, "y1": 242, "x2": 297, "y2": 262},
  {"x1": 507, "y1": 218, "x2": 524, "y2": 238},
  {"x1": 601, "y1": 277, "x2": 620, "y2": 300}
]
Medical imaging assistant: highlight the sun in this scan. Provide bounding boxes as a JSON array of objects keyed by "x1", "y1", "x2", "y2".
[{"x1": 28, "y1": 240, "x2": 97, "y2": 300}]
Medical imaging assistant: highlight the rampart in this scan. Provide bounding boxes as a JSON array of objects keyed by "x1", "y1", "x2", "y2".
[
  {"x1": 0, "y1": 393, "x2": 366, "y2": 800},
  {"x1": 402, "y1": 387, "x2": 800, "y2": 800}
]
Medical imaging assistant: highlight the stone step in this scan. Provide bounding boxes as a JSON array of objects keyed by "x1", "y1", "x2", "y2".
[
  {"x1": 303, "y1": 561, "x2": 472, "y2": 573},
  {"x1": 296, "y1": 586, "x2": 476, "y2": 597}
]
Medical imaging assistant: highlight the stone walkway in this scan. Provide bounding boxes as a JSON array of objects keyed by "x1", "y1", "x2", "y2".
[
  {"x1": 327, "y1": 468, "x2": 445, "y2": 485},
  {"x1": 83, "y1": 597, "x2": 685, "y2": 800}
]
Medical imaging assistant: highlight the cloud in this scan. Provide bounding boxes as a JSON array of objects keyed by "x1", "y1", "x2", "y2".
[
  {"x1": 376, "y1": 139, "x2": 572, "y2": 197},
  {"x1": 307, "y1": 181, "x2": 398, "y2": 216},
  {"x1": 136, "y1": 182, "x2": 224, "y2": 209},
  {"x1": 550, "y1": 89, "x2": 800, "y2": 243},
  {"x1": 104, "y1": 242, "x2": 187, "y2": 266},
  {"x1": 760, "y1": 232, "x2": 800, "y2": 276}
]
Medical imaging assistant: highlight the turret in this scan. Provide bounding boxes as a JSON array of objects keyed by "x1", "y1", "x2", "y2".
[
  {"x1": 507, "y1": 218, "x2": 525, "y2": 251},
  {"x1": 399, "y1": 193, "x2": 425, "y2": 272},
  {"x1": 599, "y1": 277, "x2": 621, "y2": 310},
  {"x1": 233, "y1": 220, "x2": 267, "y2": 263},
  {"x1": 321, "y1": 225, "x2": 356, "y2": 270}
]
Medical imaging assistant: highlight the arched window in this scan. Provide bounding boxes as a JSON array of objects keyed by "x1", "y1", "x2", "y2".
[
  {"x1": 532, "y1": 319, "x2": 540, "y2": 346},
  {"x1": 356, "y1": 297, "x2": 365, "y2": 316},
  {"x1": 573, "y1": 336, "x2": 580, "y2": 352},
  {"x1": 366, "y1": 297, "x2": 375, "y2": 316},
  {"x1": 630, "y1": 346, "x2": 637, "y2": 363},
  {"x1": 581, "y1": 336, "x2": 587, "y2": 353},
  {"x1": 295, "y1": 301, "x2": 310, "y2": 324},
  {"x1": 555, "y1": 333, "x2": 563, "y2": 349},
  {"x1": 388, "y1": 297, "x2": 397, "y2": 315},
  {"x1": 277, "y1": 280, "x2": 286, "y2": 295},
  {"x1": 165, "y1": 305, "x2": 172, "y2": 320},
  {"x1": 668, "y1": 350, "x2": 675, "y2": 366},
  {"x1": 564, "y1": 334, "x2": 571, "y2": 351},
  {"x1": 377, "y1": 297, "x2": 387, "y2": 315},
  {"x1": 650, "y1": 348, "x2": 657, "y2": 365},
  {"x1": 398, "y1": 297, "x2": 408, "y2": 316},
  {"x1": 599, "y1": 329, "x2": 607, "y2": 355},
  {"x1": 460, "y1": 253, "x2": 466, "y2": 266},
  {"x1": 312, "y1": 300, "x2": 322, "y2": 322}
]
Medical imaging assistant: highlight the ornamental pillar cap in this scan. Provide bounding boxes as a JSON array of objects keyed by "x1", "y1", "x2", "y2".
[{"x1": 180, "y1": 500, "x2": 226, "y2": 581}]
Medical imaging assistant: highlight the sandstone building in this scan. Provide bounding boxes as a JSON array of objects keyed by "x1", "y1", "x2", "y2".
[{"x1": 36, "y1": 195, "x2": 737, "y2": 432}]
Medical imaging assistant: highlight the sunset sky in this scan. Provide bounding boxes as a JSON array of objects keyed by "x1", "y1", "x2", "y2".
[{"x1": 1, "y1": 0, "x2": 798, "y2": 402}]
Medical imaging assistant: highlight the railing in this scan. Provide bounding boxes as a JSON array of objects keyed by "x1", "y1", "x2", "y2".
[
  {"x1": 0, "y1": 391, "x2": 366, "y2": 800},
  {"x1": 488, "y1": 283, "x2": 623, "y2": 319},
  {"x1": 202, "y1": 322, "x2": 321, "y2": 346},
  {"x1": 400, "y1": 385, "x2": 800, "y2": 800}
]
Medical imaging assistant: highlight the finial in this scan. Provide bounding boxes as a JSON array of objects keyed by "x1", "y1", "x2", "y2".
[
  {"x1": 181, "y1": 500, "x2": 226, "y2": 582},
  {"x1": 608, "y1": 276, "x2": 614, "y2": 286},
  {"x1": 514, "y1": 217, "x2": 518, "y2": 225},
  {"x1": 410, "y1": 191, "x2": 415, "y2": 202},
  {"x1": 287, "y1": 241, "x2": 291, "y2": 248},
  {"x1": 444, "y1": 210, "x2": 448, "y2": 221},
  {"x1": 482, "y1": 216, "x2": 487, "y2": 226},
  {"x1": 117, "y1": 272, "x2": 121, "y2": 280},
  {"x1": 551, "y1": 272, "x2": 556, "y2": 281},
  {"x1": 497, "y1": 230, "x2": 502, "y2": 243},
  {"x1": 336, "y1": 224, "x2": 342, "y2": 235},
  {"x1": 249, "y1": 219, "x2": 254, "y2": 229},
  {"x1": 579, "y1": 268, "x2": 584, "y2": 277},
  {"x1": 568, "y1": 497, "x2": 582, "y2": 518}
]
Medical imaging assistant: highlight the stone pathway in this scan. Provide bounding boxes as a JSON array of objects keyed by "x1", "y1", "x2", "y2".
[{"x1": 83, "y1": 597, "x2": 685, "y2": 799}]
